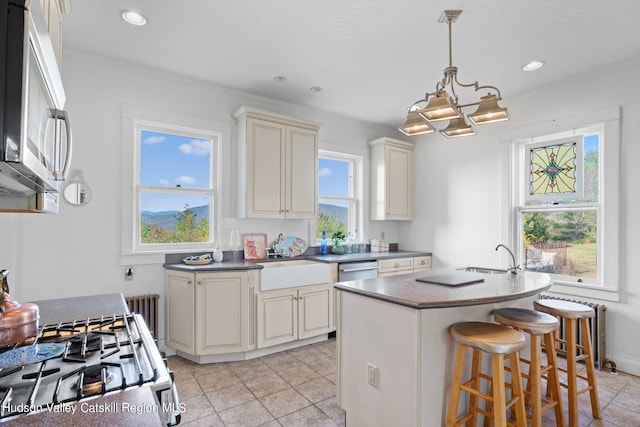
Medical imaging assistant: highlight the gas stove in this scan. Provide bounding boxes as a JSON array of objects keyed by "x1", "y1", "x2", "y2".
[{"x1": 0, "y1": 313, "x2": 180, "y2": 424}]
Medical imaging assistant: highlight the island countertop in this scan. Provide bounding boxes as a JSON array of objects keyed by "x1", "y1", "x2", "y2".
[{"x1": 333, "y1": 269, "x2": 552, "y2": 309}]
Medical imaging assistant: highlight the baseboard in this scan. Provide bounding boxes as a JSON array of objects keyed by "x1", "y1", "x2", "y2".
[{"x1": 605, "y1": 351, "x2": 640, "y2": 377}]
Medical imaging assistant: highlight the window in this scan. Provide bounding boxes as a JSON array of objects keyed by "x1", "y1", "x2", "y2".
[
  {"x1": 509, "y1": 108, "x2": 620, "y2": 300},
  {"x1": 130, "y1": 120, "x2": 219, "y2": 253},
  {"x1": 317, "y1": 150, "x2": 362, "y2": 241}
]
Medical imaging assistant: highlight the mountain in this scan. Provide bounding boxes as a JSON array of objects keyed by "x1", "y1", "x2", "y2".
[
  {"x1": 319, "y1": 203, "x2": 347, "y2": 223},
  {"x1": 141, "y1": 205, "x2": 209, "y2": 230},
  {"x1": 142, "y1": 204, "x2": 343, "y2": 230}
]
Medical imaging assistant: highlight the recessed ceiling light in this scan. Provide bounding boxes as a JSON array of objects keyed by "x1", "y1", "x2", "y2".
[
  {"x1": 310, "y1": 86, "x2": 323, "y2": 93},
  {"x1": 273, "y1": 76, "x2": 287, "y2": 83},
  {"x1": 522, "y1": 60, "x2": 544, "y2": 71},
  {"x1": 121, "y1": 10, "x2": 148, "y2": 26}
]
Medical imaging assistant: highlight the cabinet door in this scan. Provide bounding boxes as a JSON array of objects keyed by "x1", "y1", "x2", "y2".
[
  {"x1": 285, "y1": 126, "x2": 318, "y2": 218},
  {"x1": 195, "y1": 272, "x2": 249, "y2": 355},
  {"x1": 40, "y1": 0, "x2": 63, "y2": 70},
  {"x1": 377, "y1": 257, "x2": 414, "y2": 276},
  {"x1": 165, "y1": 270, "x2": 195, "y2": 353},
  {"x1": 298, "y1": 284, "x2": 333, "y2": 339},
  {"x1": 413, "y1": 256, "x2": 432, "y2": 273},
  {"x1": 257, "y1": 288, "x2": 298, "y2": 348},
  {"x1": 385, "y1": 145, "x2": 412, "y2": 220},
  {"x1": 246, "y1": 118, "x2": 286, "y2": 218}
]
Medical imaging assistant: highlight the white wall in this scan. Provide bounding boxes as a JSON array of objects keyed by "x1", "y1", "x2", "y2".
[
  {"x1": 401, "y1": 56, "x2": 640, "y2": 375},
  {"x1": 0, "y1": 50, "x2": 400, "y2": 344}
]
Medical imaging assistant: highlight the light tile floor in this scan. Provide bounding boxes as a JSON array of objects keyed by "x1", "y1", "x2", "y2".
[
  {"x1": 169, "y1": 338, "x2": 640, "y2": 426},
  {"x1": 169, "y1": 338, "x2": 344, "y2": 426}
]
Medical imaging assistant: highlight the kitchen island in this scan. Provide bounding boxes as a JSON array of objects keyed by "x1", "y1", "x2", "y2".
[{"x1": 334, "y1": 269, "x2": 552, "y2": 427}]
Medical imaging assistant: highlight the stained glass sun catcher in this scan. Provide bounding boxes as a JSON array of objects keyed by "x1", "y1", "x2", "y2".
[{"x1": 528, "y1": 136, "x2": 583, "y2": 200}]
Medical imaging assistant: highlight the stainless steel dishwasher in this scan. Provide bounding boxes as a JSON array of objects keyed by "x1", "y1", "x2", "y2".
[{"x1": 338, "y1": 260, "x2": 379, "y2": 281}]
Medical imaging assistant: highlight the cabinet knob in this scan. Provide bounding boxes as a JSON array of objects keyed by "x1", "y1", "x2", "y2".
[
  {"x1": 394, "y1": 263, "x2": 399, "y2": 268},
  {"x1": 196, "y1": 280, "x2": 202, "y2": 285},
  {"x1": 420, "y1": 260, "x2": 426, "y2": 265},
  {"x1": 187, "y1": 280, "x2": 193, "y2": 284}
]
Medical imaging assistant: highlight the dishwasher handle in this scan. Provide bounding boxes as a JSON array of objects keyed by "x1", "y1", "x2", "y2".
[{"x1": 339, "y1": 266, "x2": 379, "y2": 273}]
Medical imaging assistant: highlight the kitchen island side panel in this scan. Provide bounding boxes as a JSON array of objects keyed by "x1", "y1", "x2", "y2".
[
  {"x1": 339, "y1": 291, "x2": 421, "y2": 427},
  {"x1": 338, "y1": 290, "x2": 538, "y2": 426}
]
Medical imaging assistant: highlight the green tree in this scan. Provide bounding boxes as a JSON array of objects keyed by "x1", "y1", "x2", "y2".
[
  {"x1": 141, "y1": 220, "x2": 173, "y2": 244},
  {"x1": 555, "y1": 211, "x2": 596, "y2": 243},
  {"x1": 316, "y1": 211, "x2": 347, "y2": 239},
  {"x1": 523, "y1": 213, "x2": 551, "y2": 244},
  {"x1": 174, "y1": 205, "x2": 208, "y2": 242},
  {"x1": 141, "y1": 205, "x2": 209, "y2": 244}
]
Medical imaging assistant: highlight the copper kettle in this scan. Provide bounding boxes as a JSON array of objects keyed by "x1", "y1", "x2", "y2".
[{"x1": 0, "y1": 270, "x2": 39, "y2": 346}]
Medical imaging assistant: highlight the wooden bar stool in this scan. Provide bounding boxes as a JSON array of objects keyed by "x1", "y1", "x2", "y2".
[
  {"x1": 534, "y1": 299, "x2": 601, "y2": 426},
  {"x1": 446, "y1": 322, "x2": 527, "y2": 427},
  {"x1": 494, "y1": 307, "x2": 565, "y2": 427}
]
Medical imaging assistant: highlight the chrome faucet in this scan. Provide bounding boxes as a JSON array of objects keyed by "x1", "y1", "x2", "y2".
[{"x1": 495, "y1": 244, "x2": 520, "y2": 274}]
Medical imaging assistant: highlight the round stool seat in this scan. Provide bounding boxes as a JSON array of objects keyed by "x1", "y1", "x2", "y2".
[
  {"x1": 534, "y1": 299, "x2": 594, "y2": 319},
  {"x1": 494, "y1": 307, "x2": 559, "y2": 335},
  {"x1": 450, "y1": 321, "x2": 526, "y2": 354}
]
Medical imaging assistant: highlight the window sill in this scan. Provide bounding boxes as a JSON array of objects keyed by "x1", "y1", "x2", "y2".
[{"x1": 544, "y1": 280, "x2": 619, "y2": 303}]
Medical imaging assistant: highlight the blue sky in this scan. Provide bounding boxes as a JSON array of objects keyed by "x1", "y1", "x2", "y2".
[
  {"x1": 319, "y1": 157, "x2": 349, "y2": 198},
  {"x1": 140, "y1": 130, "x2": 212, "y2": 212}
]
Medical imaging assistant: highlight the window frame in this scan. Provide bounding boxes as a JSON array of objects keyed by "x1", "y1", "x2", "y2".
[
  {"x1": 121, "y1": 105, "x2": 222, "y2": 263},
  {"x1": 317, "y1": 149, "x2": 363, "y2": 242},
  {"x1": 505, "y1": 107, "x2": 620, "y2": 301}
]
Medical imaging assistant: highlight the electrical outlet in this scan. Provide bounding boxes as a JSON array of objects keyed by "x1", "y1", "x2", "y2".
[
  {"x1": 124, "y1": 266, "x2": 134, "y2": 281},
  {"x1": 367, "y1": 363, "x2": 378, "y2": 387}
]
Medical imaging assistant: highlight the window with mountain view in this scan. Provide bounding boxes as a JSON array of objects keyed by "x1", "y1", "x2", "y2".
[
  {"x1": 510, "y1": 110, "x2": 620, "y2": 299},
  {"x1": 317, "y1": 151, "x2": 361, "y2": 242},
  {"x1": 135, "y1": 122, "x2": 219, "y2": 250}
]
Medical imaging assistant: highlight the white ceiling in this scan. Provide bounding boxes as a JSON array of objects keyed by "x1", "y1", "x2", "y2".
[{"x1": 61, "y1": 0, "x2": 640, "y2": 128}]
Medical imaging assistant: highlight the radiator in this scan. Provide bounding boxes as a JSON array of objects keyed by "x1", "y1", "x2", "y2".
[
  {"x1": 125, "y1": 294, "x2": 160, "y2": 339},
  {"x1": 539, "y1": 295, "x2": 614, "y2": 372}
]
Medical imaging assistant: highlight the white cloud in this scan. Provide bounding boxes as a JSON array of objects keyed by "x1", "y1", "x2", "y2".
[
  {"x1": 178, "y1": 139, "x2": 211, "y2": 156},
  {"x1": 176, "y1": 176, "x2": 197, "y2": 185},
  {"x1": 318, "y1": 167, "x2": 332, "y2": 177},
  {"x1": 142, "y1": 135, "x2": 165, "y2": 145},
  {"x1": 158, "y1": 179, "x2": 169, "y2": 186}
]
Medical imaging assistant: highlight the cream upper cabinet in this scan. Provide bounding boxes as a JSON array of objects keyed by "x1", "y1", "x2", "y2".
[
  {"x1": 234, "y1": 107, "x2": 320, "y2": 219},
  {"x1": 369, "y1": 137, "x2": 415, "y2": 220},
  {"x1": 39, "y1": 0, "x2": 63, "y2": 70}
]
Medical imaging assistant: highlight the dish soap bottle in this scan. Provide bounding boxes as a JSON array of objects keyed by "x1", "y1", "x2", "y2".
[{"x1": 321, "y1": 231, "x2": 327, "y2": 255}]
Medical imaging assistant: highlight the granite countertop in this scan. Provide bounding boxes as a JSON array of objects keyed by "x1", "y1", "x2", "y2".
[
  {"x1": 30, "y1": 293, "x2": 129, "y2": 325},
  {"x1": 163, "y1": 250, "x2": 432, "y2": 272},
  {"x1": 333, "y1": 269, "x2": 553, "y2": 309}
]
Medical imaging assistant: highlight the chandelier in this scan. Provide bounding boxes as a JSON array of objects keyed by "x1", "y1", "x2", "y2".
[{"x1": 399, "y1": 10, "x2": 509, "y2": 138}]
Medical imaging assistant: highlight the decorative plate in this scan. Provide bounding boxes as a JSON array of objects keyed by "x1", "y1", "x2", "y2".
[
  {"x1": 0, "y1": 343, "x2": 66, "y2": 368},
  {"x1": 244, "y1": 233, "x2": 267, "y2": 259},
  {"x1": 276, "y1": 236, "x2": 308, "y2": 257},
  {"x1": 183, "y1": 254, "x2": 212, "y2": 265}
]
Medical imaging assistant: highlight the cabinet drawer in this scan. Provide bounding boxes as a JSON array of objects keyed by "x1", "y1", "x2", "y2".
[
  {"x1": 413, "y1": 256, "x2": 432, "y2": 271},
  {"x1": 377, "y1": 257, "x2": 414, "y2": 274}
]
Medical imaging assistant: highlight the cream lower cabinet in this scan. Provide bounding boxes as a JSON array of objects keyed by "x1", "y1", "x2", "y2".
[
  {"x1": 377, "y1": 256, "x2": 432, "y2": 277},
  {"x1": 257, "y1": 283, "x2": 334, "y2": 349},
  {"x1": 165, "y1": 270, "x2": 257, "y2": 356}
]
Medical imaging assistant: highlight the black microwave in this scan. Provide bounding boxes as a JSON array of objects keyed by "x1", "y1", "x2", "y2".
[{"x1": 0, "y1": 0, "x2": 72, "y2": 213}]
